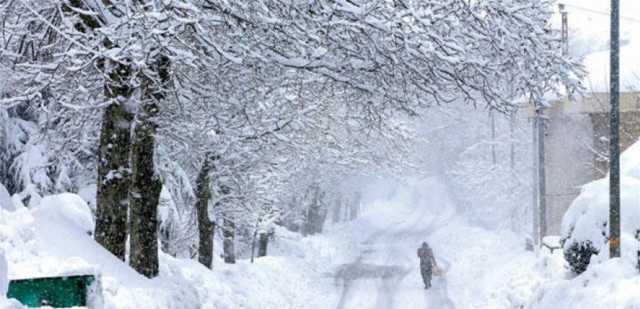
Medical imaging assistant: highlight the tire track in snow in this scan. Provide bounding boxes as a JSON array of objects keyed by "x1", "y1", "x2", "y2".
[{"x1": 333, "y1": 184, "x2": 456, "y2": 309}]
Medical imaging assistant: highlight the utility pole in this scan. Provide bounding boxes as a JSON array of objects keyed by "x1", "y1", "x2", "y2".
[
  {"x1": 510, "y1": 113, "x2": 516, "y2": 171},
  {"x1": 609, "y1": 0, "x2": 621, "y2": 258},
  {"x1": 531, "y1": 109, "x2": 540, "y2": 249},
  {"x1": 535, "y1": 105, "x2": 547, "y2": 243},
  {"x1": 560, "y1": 4, "x2": 569, "y2": 56},
  {"x1": 490, "y1": 110, "x2": 497, "y2": 165},
  {"x1": 531, "y1": 4, "x2": 570, "y2": 248}
]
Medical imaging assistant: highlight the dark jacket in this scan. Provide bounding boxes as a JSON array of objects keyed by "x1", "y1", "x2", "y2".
[{"x1": 418, "y1": 244, "x2": 438, "y2": 270}]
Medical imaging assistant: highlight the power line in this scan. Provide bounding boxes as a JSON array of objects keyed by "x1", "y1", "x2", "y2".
[{"x1": 560, "y1": 3, "x2": 640, "y2": 24}]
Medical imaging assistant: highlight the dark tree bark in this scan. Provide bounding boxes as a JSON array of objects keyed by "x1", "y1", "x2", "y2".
[
  {"x1": 332, "y1": 197, "x2": 342, "y2": 224},
  {"x1": 342, "y1": 196, "x2": 350, "y2": 222},
  {"x1": 94, "y1": 63, "x2": 134, "y2": 261},
  {"x1": 159, "y1": 218, "x2": 173, "y2": 256},
  {"x1": 129, "y1": 54, "x2": 170, "y2": 278},
  {"x1": 195, "y1": 155, "x2": 215, "y2": 269},
  {"x1": 303, "y1": 186, "x2": 326, "y2": 235},
  {"x1": 317, "y1": 206, "x2": 328, "y2": 233},
  {"x1": 222, "y1": 217, "x2": 236, "y2": 264},
  {"x1": 258, "y1": 232, "x2": 269, "y2": 257},
  {"x1": 128, "y1": 105, "x2": 162, "y2": 278},
  {"x1": 349, "y1": 192, "x2": 361, "y2": 221},
  {"x1": 63, "y1": 0, "x2": 133, "y2": 261}
]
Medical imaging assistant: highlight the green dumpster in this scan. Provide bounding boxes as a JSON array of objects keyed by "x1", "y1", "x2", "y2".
[{"x1": 7, "y1": 275, "x2": 98, "y2": 308}]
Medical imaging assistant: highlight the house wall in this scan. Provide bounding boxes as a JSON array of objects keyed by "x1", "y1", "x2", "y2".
[
  {"x1": 544, "y1": 113, "x2": 594, "y2": 235},
  {"x1": 543, "y1": 93, "x2": 640, "y2": 235}
]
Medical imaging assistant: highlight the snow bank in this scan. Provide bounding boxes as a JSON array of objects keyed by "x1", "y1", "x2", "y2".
[
  {"x1": 175, "y1": 254, "x2": 335, "y2": 309},
  {"x1": 532, "y1": 139, "x2": 640, "y2": 308},
  {"x1": 528, "y1": 258, "x2": 640, "y2": 309},
  {"x1": 175, "y1": 224, "x2": 341, "y2": 309},
  {"x1": 0, "y1": 248, "x2": 24, "y2": 309},
  {"x1": 34, "y1": 193, "x2": 94, "y2": 234},
  {"x1": 0, "y1": 298, "x2": 23, "y2": 309},
  {"x1": 0, "y1": 249, "x2": 7, "y2": 296},
  {"x1": 0, "y1": 191, "x2": 341, "y2": 308},
  {"x1": 561, "y1": 139, "x2": 640, "y2": 260},
  {"x1": 0, "y1": 194, "x2": 202, "y2": 308}
]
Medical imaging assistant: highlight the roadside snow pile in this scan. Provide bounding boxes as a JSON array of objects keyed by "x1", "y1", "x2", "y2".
[
  {"x1": 560, "y1": 140, "x2": 640, "y2": 273},
  {"x1": 174, "y1": 253, "x2": 336, "y2": 309},
  {"x1": 0, "y1": 190, "x2": 340, "y2": 308},
  {"x1": 528, "y1": 258, "x2": 640, "y2": 308},
  {"x1": 0, "y1": 247, "x2": 23, "y2": 309},
  {"x1": 0, "y1": 249, "x2": 8, "y2": 297},
  {"x1": 0, "y1": 193, "x2": 200, "y2": 308},
  {"x1": 35, "y1": 193, "x2": 94, "y2": 234},
  {"x1": 529, "y1": 139, "x2": 640, "y2": 308}
]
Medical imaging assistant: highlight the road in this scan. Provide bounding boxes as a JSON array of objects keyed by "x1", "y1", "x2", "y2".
[{"x1": 333, "y1": 181, "x2": 456, "y2": 309}]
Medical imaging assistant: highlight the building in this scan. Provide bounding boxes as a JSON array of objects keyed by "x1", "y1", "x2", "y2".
[{"x1": 544, "y1": 92, "x2": 640, "y2": 234}]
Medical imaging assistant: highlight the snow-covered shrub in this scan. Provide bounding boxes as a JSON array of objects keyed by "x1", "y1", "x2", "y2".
[
  {"x1": 1, "y1": 106, "x2": 98, "y2": 206},
  {"x1": 563, "y1": 240, "x2": 599, "y2": 274},
  {"x1": 561, "y1": 141, "x2": 640, "y2": 274}
]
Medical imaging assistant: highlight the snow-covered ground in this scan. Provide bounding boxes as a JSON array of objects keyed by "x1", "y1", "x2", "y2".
[
  {"x1": 324, "y1": 178, "x2": 550, "y2": 309},
  {"x1": 0, "y1": 177, "x2": 573, "y2": 309},
  {"x1": 528, "y1": 139, "x2": 640, "y2": 309},
  {"x1": 0, "y1": 193, "x2": 337, "y2": 309}
]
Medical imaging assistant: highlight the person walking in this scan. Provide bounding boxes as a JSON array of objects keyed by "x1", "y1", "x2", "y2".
[{"x1": 417, "y1": 241, "x2": 438, "y2": 289}]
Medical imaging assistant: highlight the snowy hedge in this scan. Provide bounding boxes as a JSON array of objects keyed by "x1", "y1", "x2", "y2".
[{"x1": 560, "y1": 141, "x2": 640, "y2": 273}]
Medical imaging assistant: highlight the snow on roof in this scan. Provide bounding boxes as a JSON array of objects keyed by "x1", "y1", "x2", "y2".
[{"x1": 557, "y1": 1, "x2": 640, "y2": 92}]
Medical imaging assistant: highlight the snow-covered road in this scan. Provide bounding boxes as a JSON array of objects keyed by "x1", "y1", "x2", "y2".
[{"x1": 332, "y1": 179, "x2": 457, "y2": 309}]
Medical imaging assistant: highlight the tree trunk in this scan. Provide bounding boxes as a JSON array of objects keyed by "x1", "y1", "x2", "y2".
[
  {"x1": 94, "y1": 61, "x2": 133, "y2": 261},
  {"x1": 349, "y1": 192, "x2": 361, "y2": 221},
  {"x1": 304, "y1": 186, "x2": 326, "y2": 235},
  {"x1": 258, "y1": 232, "x2": 268, "y2": 257},
  {"x1": 195, "y1": 156, "x2": 215, "y2": 269},
  {"x1": 128, "y1": 105, "x2": 162, "y2": 278},
  {"x1": 69, "y1": 0, "x2": 134, "y2": 261},
  {"x1": 223, "y1": 217, "x2": 236, "y2": 264},
  {"x1": 332, "y1": 197, "x2": 342, "y2": 224},
  {"x1": 343, "y1": 197, "x2": 350, "y2": 222},
  {"x1": 318, "y1": 205, "x2": 328, "y2": 233},
  {"x1": 314, "y1": 190, "x2": 327, "y2": 233},
  {"x1": 129, "y1": 54, "x2": 169, "y2": 278}
]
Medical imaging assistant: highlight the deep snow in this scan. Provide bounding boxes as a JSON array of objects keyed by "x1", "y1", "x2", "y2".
[
  {"x1": 299, "y1": 178, "x2": 548, "y2": 309},
  {"x1": 531, "y1": 139, "x2": 640, "y2": 308},
  {"x1": 0, "y1": 178, "x2": 566, "y2": 309}
]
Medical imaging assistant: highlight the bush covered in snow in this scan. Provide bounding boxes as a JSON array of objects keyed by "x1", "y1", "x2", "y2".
[
  {"x1": 561, "y1": 141, "x2": 640, "y2": 274},
  {"x1": 563, "y1": 241, "x2": 599, "y2": 274}
]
